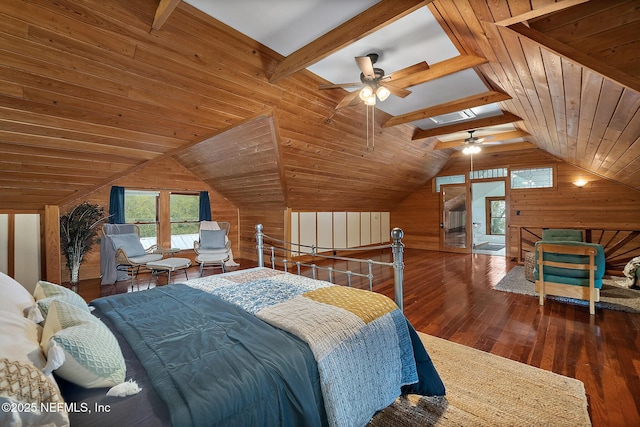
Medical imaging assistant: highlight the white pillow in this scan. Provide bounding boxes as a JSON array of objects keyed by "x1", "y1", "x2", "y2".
[
  {"x1": 41, "y1": 300, "x2": 126, "y2": 388},
  {"x1": 0, "y1": 312, "x2": 46, "y2": 371},
  {"x1": 0, "y1": 272, "x2": 35, "y2": 318}
]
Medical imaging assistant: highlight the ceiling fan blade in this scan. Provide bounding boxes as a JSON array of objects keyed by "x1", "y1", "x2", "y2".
[
  {"x1": 335, "y1": 90, "x2": 361, "y2": 109},
  {"x1": 434, "y1": 138, "x2": 469, "y2": 150},
  {"x1": 476, "y1": 135, "x2": 495, "y2": 143},
  {"x1": 319, "y1": 82, "x2": 363, "y2": 90},
  {"x1": 355, "y1": 56, "x2": 375, "y2": 80},
  {"x1": 381, "y1": 83, "x2": 411, "y2": 98},
  {"x1": 383, "y1": 61, "x2": 429, "y2": 84}
]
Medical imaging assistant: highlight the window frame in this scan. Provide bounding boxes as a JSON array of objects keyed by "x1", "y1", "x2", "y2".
[
  {"x1": 509, "y1": 166, "x2": 556, "y2": 190},
  {"x1": 124, "y1": 189, "x2": 160, "y2": 249},
  {"x1": 485, "y1": 196, "x2": 506, "y2": 236},
  {"x1": 169, "y1": 192, "x2": 201, "y2": 250}
]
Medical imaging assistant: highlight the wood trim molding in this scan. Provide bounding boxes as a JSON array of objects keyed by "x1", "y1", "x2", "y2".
[{"x1": 43, "y1": 205, "x2": 61, "y2": 284}]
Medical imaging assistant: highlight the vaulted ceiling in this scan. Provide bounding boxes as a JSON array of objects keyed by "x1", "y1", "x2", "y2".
[{"x1": 0, "y1": 0, "x2": 639, "y2": 211}]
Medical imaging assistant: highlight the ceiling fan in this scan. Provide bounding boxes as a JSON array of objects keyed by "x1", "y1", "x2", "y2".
[
  {"x1": 434, "y1": 129, "x2": 531, "y2": 152},
  {"x1": 318, "y1": 53, "x2": 428, "y2": 110},
  {"x1": 461, "y1": 130, "x2": 491, "y2": 154}
]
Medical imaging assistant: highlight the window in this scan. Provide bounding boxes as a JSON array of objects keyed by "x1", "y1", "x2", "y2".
[
  {"x1": 124, "y1": 190, "x2": 159, "y2": 249},
  {"x1": 435, "y1": 174, "x2": 465, "y2": 192},
  {"x1": 486, "y1": 197, "x2": 506, "y2": 235},
  {"x1": 170, "y1": 193, "x2": 200, "y2": 250},
  {"x1": 470, "y1": 168, "x2": 507, "y2": 180},
  {"x1": 510, "y1": 167, "x2": 554, "y2": 189}
]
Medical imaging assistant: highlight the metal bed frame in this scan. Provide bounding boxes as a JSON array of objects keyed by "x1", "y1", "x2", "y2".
[{"x1": 254, "y1": 223, "x2": 406, "y2": 311}]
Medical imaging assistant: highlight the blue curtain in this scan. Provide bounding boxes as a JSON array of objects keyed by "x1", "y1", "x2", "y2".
[
  {"x1": 199, "y1": 191, "x2": 212, "y2": 221},
  {"x1": 109, "y1": 186, "x2": 125, "y2": 224}
]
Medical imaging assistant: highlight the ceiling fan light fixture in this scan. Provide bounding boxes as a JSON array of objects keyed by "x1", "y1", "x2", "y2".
[
  {"x1": 359, "y1": 85, "x2": 374, "y2": 101},
  {"x1": 364, "y1": 94, "x2": 377, "y2": 106},
  {"x1": 462, "y1": 145, "x2": 481, "y2": 155},
  {"x1": 376, "y1": 85, "x2": 390, "y2": 102}
]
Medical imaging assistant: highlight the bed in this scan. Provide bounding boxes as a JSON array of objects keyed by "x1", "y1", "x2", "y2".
[{"x1": 1, "y1": 225, "x2": 445, "y2": 427}]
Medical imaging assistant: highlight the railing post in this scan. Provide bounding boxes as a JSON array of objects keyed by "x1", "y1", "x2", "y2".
[
  {"x1": 391, "y1": 227, "x2": 405, "y2": 312},
  {"x1": 255, "y1": 224, "x2": 264, "y2": 267}
]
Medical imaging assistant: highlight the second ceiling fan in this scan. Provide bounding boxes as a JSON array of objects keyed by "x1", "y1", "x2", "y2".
[{"x1": 318, "y1": 53, "x2": 428, "y2": 110}]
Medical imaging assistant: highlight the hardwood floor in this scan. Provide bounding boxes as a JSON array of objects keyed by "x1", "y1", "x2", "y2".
[{"x1": 76, "y1": 249, "x2": 639, "y2": 427}]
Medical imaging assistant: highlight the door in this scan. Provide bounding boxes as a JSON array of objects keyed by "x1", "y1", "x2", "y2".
[
  {"x1": 440, "y1": 184, "x2": 470, "y2": 253},
  {"x1": 471, "y1": 180, "x2": 506, "y2": 256}
]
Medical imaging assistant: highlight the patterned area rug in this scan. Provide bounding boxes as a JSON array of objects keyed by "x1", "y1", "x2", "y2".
[
  {"x1": 368, "y1": 333, "x2": 590, "y2": 426},
  {"x1": 493, "y1": 265, "x2": 640, "y2": 313}
]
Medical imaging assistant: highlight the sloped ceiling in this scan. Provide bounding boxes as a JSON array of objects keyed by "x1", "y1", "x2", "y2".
[{"x1": 0, "y1": 0, "x2": 639, "y2": 212}]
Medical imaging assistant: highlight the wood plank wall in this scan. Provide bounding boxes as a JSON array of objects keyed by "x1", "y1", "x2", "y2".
[
  {"x1": 57, "y1": 157, "x2": 238, "y2": 283},
  {"x1": 391, "y1": 148, "x2": 640, "y2": 253}
]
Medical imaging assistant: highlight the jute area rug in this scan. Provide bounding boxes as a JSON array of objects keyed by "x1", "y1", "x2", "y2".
[
  {"x1": 368, "y1": 333, "x2": 590, "y2": 427},
  {"x1": 494, "y1": 265, "x2": 640, "y2": 313}
]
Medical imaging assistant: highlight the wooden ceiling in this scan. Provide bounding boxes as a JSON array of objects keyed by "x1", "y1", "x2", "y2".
[{"x1": 0, "y1": 0, "x2": 639, "y2": 212}]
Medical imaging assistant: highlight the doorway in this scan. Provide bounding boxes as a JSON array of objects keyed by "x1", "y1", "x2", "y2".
[
  {"x1": 471, "y1": 181, "x2": 506, "y2": 256},
  {"x1": 440, "y1": 184, "x2": 470, "y2": 253}
]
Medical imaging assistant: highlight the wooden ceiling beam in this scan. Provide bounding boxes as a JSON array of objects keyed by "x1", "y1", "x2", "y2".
[
  {"x1": 502, "y1": 23, "x2": 640, "y2": 94},
  {"x1": 389, "y1": 54, "x2": 488, "y2": 88},
  {"x1": 435, "y1": 130, "x2": 530, "y2": 150},
  {"x1": 383, "y1": 90, "x2": 511, "y2": 128},
  {"x1": 449, "y1": 142, "x2": 538, "y2": 158},
  {"x1": 412, "y1": 110, "x2": 522, "y2": 140},
  {"x1": 151, "y1": 0, "x2": 181, "y2": 31},
  {"x1": 493, "y1": 0, "x2": 590, "y2": 26},
  {"x1": 269, "y1": 0, "x2": 432, "y2": 84}
]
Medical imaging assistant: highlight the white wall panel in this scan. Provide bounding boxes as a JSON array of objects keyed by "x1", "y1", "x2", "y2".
[
  {"x1": 299, "y1": 212, "x2": 316, "y2": 254},
  {"x1": 14, "y1": 214, "x2": 40, "y2": 293},
  {"x1": 347, "y1": 212, "x2": 360, "y2": 248},
  {"x1": 360, "y1": 212, "x2": 371, "y2": 246},
  {"x1": 317, "y1": 212, "x2": 333, "y2": 250},
  {"x1": 290, "y1": 212, "x2": 299, "y2": 256},
  {"x1": 333, "y1": 212, "x2": 347, "y2": 248},
  {"x1": 381, "y1": 212, "x2": 391, "y2": 242},
  {"x1": 371, "y1": 212, "x2": 381, "y2": 244}
]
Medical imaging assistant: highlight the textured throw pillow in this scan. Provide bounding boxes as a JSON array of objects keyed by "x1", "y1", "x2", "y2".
[
  {"x1": 108, "y1": 233, "x2": 146, "y2": 257},
  {"x1": 0, "y1": 358, "x2": 69, "y2": 427},
  {"x1": 41, "y1": 300, "x2": 125, "y2": 388},
  {"x1": 0, "y1": 272, "x2": 35, "y2": 318},
  {"x1": 32, "y1": 280, "x2": 89, "y2": 319},
  {"x1": 201, "y1": 229, "x2": 227, "y2": 249}
]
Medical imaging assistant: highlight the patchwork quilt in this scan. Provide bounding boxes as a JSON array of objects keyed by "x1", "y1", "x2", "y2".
[{"x1": 186, "y1": 267, "x2": 443, "y2": 427}]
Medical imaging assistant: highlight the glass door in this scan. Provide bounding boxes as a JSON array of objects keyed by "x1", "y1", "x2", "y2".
[{"x1": 440, "y1": 184, "x2": 470, "y2": 253}]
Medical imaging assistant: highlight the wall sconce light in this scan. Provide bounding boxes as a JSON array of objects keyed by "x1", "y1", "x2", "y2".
[{"x1": 573, "y1": 179, "x2": 588, "y2": 188}]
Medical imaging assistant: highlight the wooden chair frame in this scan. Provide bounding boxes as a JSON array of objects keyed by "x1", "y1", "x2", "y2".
[{"x1": 535, "y1": 243, "x2": 599, "y2": 315}]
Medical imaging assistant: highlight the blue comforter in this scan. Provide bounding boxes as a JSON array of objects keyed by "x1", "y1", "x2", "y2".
[{"x1": 92, "y1": 285, "x2": 327, "y2": 427}]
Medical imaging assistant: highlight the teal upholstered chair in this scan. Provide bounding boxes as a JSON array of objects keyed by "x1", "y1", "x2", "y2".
[{"x1": 533, "y1": 229, "x2": 605, "y2": 315}]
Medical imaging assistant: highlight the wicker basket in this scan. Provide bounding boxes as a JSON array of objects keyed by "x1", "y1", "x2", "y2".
[{"x1": 524, "y1": 251, "x2": 535, "y2": 282}]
